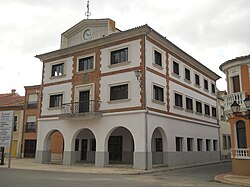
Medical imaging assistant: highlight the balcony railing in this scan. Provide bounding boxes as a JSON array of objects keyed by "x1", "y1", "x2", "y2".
[
  {"x1": 231, "y1": 148, "x2": 250, "y2": 159},
  {"x1": 224, "y1": 92, "x2": 246, "y2": 113},
  {"x1": 59, "y1": 100, "x2": 102, "y2": 120}
]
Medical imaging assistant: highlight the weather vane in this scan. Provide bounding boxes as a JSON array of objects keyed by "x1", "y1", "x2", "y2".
[{"x1": 85, "y1": 0, "x2": 91, "y2": 19}]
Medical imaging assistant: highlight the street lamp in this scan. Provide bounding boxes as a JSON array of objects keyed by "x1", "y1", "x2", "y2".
[
  {"x1": 134, "y1": 70, "x2": 142, "y2": 84},
  {"x1": 230, "y1": 95, "x2": 250, "y2": 120}
]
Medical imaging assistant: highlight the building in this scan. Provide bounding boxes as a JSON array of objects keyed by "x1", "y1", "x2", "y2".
[
  {"x1": 21, "y1": 85, "x2": 40, "y2": 158},
  {"x1": 217, "y1": 91, "x2": 231, "y2": 160},
  {"x1": 35, "y1": 18, "x2": 221, "y2": 170},
  {"x1": 220, "y1": 54, "x2": 250, "y2": 176},
  {"x1": 0, "y1": 89, "x2": 24, "y2": 158}
]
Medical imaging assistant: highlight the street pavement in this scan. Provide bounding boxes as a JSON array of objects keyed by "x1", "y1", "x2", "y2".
[{"x1": 0, "y1": 159, "x2": 249, "y2": 186}]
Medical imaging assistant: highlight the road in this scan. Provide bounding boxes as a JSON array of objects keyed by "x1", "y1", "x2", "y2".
[{"x1": 0, "y1": 162, "x2": 239, "y2": 187}]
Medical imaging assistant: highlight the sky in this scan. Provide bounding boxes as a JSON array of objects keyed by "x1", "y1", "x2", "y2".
[{"x1": 0, "y1": 0, "x2": 250, "y2": 96}]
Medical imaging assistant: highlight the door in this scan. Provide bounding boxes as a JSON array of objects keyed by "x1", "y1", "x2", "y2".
[
  {"x1": 79, "y1": 91, "x2": 90, "y2": 113},
  {"x1": 81, "y1": 139, "x2": 88, "y2": 160},
  {"x1": 11, "y1": 140, "x2": 18, "y2": 158},
  {"x1": 232, "y1": 75, "x2": 240, "y2": 93},
  {"x1": 108, "y1": 136, "x2": 123, "y2": 161},
  {"x1": 24, "y1": 140, "x2": 37, "y2": 158}
]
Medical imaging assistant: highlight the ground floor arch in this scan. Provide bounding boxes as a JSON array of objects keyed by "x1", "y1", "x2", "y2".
[
  {"x1": 106, "y1": 126, "x2": 134, "y2": 165},
  {"x1": 151, "y1": 127, "x2": 168, "y2": 166},
  {"x1": 73, "y1": 128, "x2": 96, "y2": 164}
]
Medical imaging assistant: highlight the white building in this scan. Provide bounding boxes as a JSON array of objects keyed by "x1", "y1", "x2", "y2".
[{"x1": 35, "y1": 18, "x2": 221, "y2": 170}]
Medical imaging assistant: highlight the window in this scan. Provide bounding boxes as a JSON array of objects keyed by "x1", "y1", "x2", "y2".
[
  {"x1": 232, "y1": 75, "x2": 240, "y2": 93},
  {"x1": 110, "y1": 84, "x2": 128, "y2": 101},
  {"x1": 154, "y1": 50, "x2": 162, "y2": 66},
  {"x1": 155, "y1": 138, "x2": 163, "y2": 152},
  {"x1": 236, "y1": 121, "x2": 247, "y2": 148},
  {"x1": 204, "y1": 104, "x2": 210, "y2": 116},
  {"x1": 51, "y1": 63, "x2": 64, "y2": 77},
  {"x1": 78, "y1": 56, "x2": 94, "y2": 71},
  {"x1": 13, "y1": 116, "x2": 17, "y2": 131},
  {"x1": 212, "y1": 107, "x2": 217, "y2": 117},
  {"x1": 49, "y1": 94, "x2": 63, "y2": 108},
  {"x1": 197, "y1": 139, "x2": 203, "y2": 151},
  {"x1": 176, "y1": 137, "x2": 183, "y2": 152},
  {"x1": 153, "y1": 85, "x2": 164, "y2": 102},
  {"x1": 223, "y1": 135, "x2": 231, "y2": 150},
  {"x1": 185, "y1": 68, "x2": 190, "y2": 81},
  {"x1": 175, "y1": 93, "x2": 183, "y2": 107},
  {"x1": 173, "y1": 61, "x2": 179, "y2": 75},
  {"x1": 206, "y1": 139, "x2": 211, "y2": 151},
  {"x1": 110, "y1": 48, "x2": 128, "y2": 65},
  {"x1": 211, "y1": 83, "x2": 216, "y2": 94},
  {"x1": 196, "y1": 101, "x2": 202, "y2": 113},
  {"x1": 26, "y1": 116, "x2": 36, "y2": 132},
  {"x1": 195, "y1": 74, "x2": 200, "y2": 86},
  {"x1": 27, "y1": 94, "x2": 38, "y2": 109},
  {"x1": 186, "y1": 97, "x2": 193, "y2": 111},
  {"x1": 204, "y1": 79, "x2": 208, "y2": 90},
  {"x1": 187, "y1": 138, "x2": 193, "y2": 151},
  {"x1": 213, "y1": 140, "x2": 218, "y2": 151}
]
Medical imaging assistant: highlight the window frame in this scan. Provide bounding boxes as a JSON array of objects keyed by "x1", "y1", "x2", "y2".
[
  {"x1": 154, "y1": 50, "x2": 163, "y2": 67},
  {"x1": 110, "y1": 47, "x2": 129, "y2": 66},
  {"x1": 185, "y1": 97, "x2": 193, "y2": 111},
  {"x1": 51, "y1": 62, "x2": 65, "y2": 78},
  {"x1": 49, "y1": 93, "x2": 63, "y2": 108},
  {"x1": 176, "y1": 137, "x2": 183, "y2": 152},
  {"x1": 195, "y1": 73, "x2": 200, "y2": 86},
  {"x1": 184, "y1": 68, "x2": 191, "y2": 82},
  {"x1": 174, "y1": 93, "x2": 183, "y2": 108},
  {"x1": 109, "y1": 82, "x2": 130, "y2": 102},
  {"x1": 152, "y1": 84, "x2": 165, "y2": 103},
  {"x1": 211, "y1": 83, "x2": 216, "y2": 94},
  {"x1": 173, "y1": 61, "x2": 179, "y2": 75},
  {"x1": 204, "y1": 104, "x2": 210, "y2": 116},
  {"x1": 77, "y1": 54, "x2": 95, "y2": 72},
  {"x1": 212, "y1": 107, "x2": 217, "y2": 118},
  {"x1": 197, "y1": 138, "x2": 203, "y2": 151},
  {"x1": 187, "y1": 138, "x2": 193, "y2": 151},
  {"x1": 204, "y1": 78, "x2": 209, "y2": 91},
  {"x1": 196, "y1": 100, "x2": 202, "y2": 114}
]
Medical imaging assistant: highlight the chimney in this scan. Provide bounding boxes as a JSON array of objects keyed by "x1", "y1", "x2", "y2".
[{"x1": 11, "y1": 89, "x2": 16, "y2": 94}]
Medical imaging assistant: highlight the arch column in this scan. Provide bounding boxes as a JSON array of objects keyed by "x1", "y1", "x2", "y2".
[{"x1": 95, "y1": 135, "x2": 109, "y2": 167}]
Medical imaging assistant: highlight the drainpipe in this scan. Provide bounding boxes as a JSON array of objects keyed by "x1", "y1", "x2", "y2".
[{"x1": 144, "y1": 34, "x2": 148, "y2": 170}]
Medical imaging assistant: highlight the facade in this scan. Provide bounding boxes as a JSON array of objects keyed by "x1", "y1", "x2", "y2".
[
  {"x1": 35, "y1": 18, "x2": 221, "y2": 170},
  {"x1": 0, "y1": 89, "x2": 24, "y2": 158},
  {"x1": 21, "y1": 85, "x2": 40, "y2": 158},
  {"x1": 220, "y1": 54, "x2": 250, "y2": 176},
  {"x1": 217, "y1": 91, "x2": 231, "y2": 160}
]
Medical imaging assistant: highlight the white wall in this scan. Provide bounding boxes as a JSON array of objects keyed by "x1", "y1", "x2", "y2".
[
  {"x1": 43, "y1": 57, "x2": 73, "y2": 84},
  {"x1": 41, "y1": 83, "x2": 72, "y2": 116}
]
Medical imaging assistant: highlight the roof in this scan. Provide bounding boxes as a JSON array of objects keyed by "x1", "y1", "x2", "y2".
[
  {"x1": 219, "y1": 54, "x2": 250, "y2": 71},
  {"x1": 0, "y1": 93, "x2": 25, "y2": 108},
  {"x1": 35, "y1": 20, "x2": 221, "y2": 81}
]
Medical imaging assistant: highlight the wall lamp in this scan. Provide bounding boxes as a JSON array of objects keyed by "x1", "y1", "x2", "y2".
[
  {"x1": 231, "y1": 95, "x2": 250, "y2": 120},
  {"x1": 134, "y1": 69, "x2": 142, "y2": 84}
]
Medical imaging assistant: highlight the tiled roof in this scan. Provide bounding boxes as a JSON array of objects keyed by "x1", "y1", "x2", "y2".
[
  {"x1": 220, "y1": 54, "x2": 250, "y2": 71},
  {"x1": 0, "y1": 93, "x2": 25, "y2": 108}
]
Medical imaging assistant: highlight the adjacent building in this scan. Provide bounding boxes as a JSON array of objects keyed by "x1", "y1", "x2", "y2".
[
  {"x1": 21, "y1": 85, "x2": 40, "y2": 158},
  {"x1": 220, "y1": 54, "x2": 250, "y2": 176},
  {"x1": 0, "y1": 89, "x2": 24, "y2": 158},
  {"x1": 217, "y1": 90, "x2": 231, "y2": 160},
  {"x1": 35, "y1": 18, "x2": 221, "y2": 170}
]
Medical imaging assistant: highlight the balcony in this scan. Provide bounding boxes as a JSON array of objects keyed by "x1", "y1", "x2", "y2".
[
  {"x1": 59, "y1": 100, "x2": 102, "y2": 120},
  {"x1": 232, "y1": 149, "x2": 250, "y2": 159},
  {"x1": 224, "y1": 92, "x2": 247, "y2": 114}
]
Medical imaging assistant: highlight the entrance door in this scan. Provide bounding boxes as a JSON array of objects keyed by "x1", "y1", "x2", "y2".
[
  {"x1": 81, "y1": 139, "x2": 88, "y2": 160},
  {"x1": 79, "y1": 91, "x2": 90, "y2": 113},
  {"x1": 24, "y1": 140, "x2": 37, "y2": 158},
  {"x1": 108, "y1": 136, "x2": 123, "y2": 161},
  {"x1": 11, "y1": 140, "x2": 18, "y2": 158}
]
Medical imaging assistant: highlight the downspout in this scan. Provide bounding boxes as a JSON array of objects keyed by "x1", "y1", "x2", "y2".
[{"x1": 144, "y1": 34, "x2": 148, "y2": 170}]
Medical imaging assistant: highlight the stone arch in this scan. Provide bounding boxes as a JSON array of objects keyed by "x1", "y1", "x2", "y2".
[
  {"x1": 43, "y1": 129, "x2": 65, "y2": 163},
  {"x1": 104, "y1": 126, "x2": 135, "y2": 165},
  {"x1": 71, "y1": 128, "x2": 96, "y2": 163},
  {"x1": 150, "y1": 127, "x2": 168, "y2": 165}
]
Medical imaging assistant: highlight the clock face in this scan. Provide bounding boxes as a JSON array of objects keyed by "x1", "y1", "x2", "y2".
[{"x1": 83, "y1": 28, "x2": 92, "y2": 40}]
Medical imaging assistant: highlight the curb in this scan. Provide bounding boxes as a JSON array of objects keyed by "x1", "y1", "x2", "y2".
[{"x1": 214, "y1": 174, "x2": 250, "y2": 187}]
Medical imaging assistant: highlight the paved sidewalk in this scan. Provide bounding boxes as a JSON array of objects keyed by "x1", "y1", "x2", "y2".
[{"x1": 215, "y1": 173, "x2": 250, "y2": 187}]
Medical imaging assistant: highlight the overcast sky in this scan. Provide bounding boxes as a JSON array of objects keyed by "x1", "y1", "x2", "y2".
[{"x1": 1, "y1": 0, "x2": 250, "y2": 95}]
